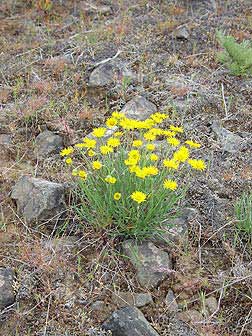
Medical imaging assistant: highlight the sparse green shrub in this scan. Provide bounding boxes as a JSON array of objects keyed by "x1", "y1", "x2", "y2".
[
  {"x1": 61, "y1": 112, "x2": 206, "y2": 239},
  {"x1": 235, "y1": 192, "x2": 252, "y2": 236},
  {"x1": 217, "y1": 31, "x2": 252, "y2": 76}
]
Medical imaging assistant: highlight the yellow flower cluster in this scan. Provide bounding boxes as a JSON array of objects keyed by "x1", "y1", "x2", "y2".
[
  {"x1": 130, "y1": 165, "x2": 159, "y2": 179},
  {"x1": 173, "y1": 146, "x2": 189, "y2": 162},
  {"x1": 124, "y1": 150, "x2": 141, "y2": 166},
  {"x1": 61, "y1": 110, "x2": 206, "y2": 209}
]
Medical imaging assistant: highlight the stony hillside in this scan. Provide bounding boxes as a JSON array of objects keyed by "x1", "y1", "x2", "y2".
[{"x1": 0, "y1": 1, "x2": 252, "y2": 335}]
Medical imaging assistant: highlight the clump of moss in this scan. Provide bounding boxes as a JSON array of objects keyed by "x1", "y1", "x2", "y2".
[{"x1": 217, "y1": 31, "x2": 252, "y2": 76}]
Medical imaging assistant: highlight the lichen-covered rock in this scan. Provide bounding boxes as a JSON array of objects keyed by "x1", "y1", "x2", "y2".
[
  {"x1": 112, "y1": 291, "x2": 153, "y2": 308},
  {"x1": 211, "y1": 120, "x2": 247, "y2": 153},
  {"x1": 156, "y1": 208, "x2": 199, "y2": 244},
  {"x1": 177, "y1": 309, "x2": 203, "y2": 324},
  {"x1": 166, "y1": 316, "x2": 200, "y2": 336},
  {"x1": 121, "y1": 96, "x2": 157, "y2": 120},
  {"x1": 35, "y1": 130, "x2": 63, "y2": 158},
  {"x1": 122, "y1": 240, "x2": 172, "y2": 288},
  {"x1": 102, "y1": 306, "x2": 160, "y2": 336},
  {"x1": 0, "y1": 134, "x2": 12, "y2": 146},
  {"x1": 0, "y1": 268, "x2": 15, "y2": 311},
  {"x1": 205, "y1": 296, "x2": 218, "y2": 315},
  {"x1": 80, "y1": 2, "x2": 112, "y2": 16},
  {"x1": 173, "y1": 27, "x2": 189, "y2": 40},
  {"x1": 11, "y1": 176, "x2": 66, "y2": 225},
  {"x1": 89, "y1": 60, "x2": 134, "y2": 87}
]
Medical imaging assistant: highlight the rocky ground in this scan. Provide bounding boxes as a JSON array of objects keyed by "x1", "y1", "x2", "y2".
[{"x1": 0, "y1": 0, "x2": 252, "y2": 335}]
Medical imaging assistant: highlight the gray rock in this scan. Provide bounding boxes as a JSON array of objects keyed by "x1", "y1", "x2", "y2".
[
  {"x1": 87, "y1": 327, "x2": 112, "y2": 336},
  {"x1": 156, "y1": 208, "x2": 199, "y2": 244},
  {"x1": 121, "y1": 96, "x2": 157, "y2": 120},
  {"x1": 91, "y1": 300, "x2": 107, "y2": 312},
  {"x1": 0, "y1": 134, "x2": 12, "y2": 145},
  {"x1": 173, "y1": 27, "x2": 189, "y2": 40},
  {"x1": 11, "y1": 176, "x2": 66, "y2": 225},
  {"x1": 122, "y1": 240, "x2": 172, "y2": 288},
  {"x1": 231, "y1": 260, "x2": 252, "y2": 279},
  {"x1": 177, "y1": 309, "x2": 203, "y2": 324},
  {"x1": 211, "y1": 120, "x2": 246, "y2": 153},
  {"x1": 35, "y1": 130, "x2": 63, "y2": 158},
  {"x1": 166, "y1": 316, "x2": 200, "y2": 336},
  {"x1": 89, "y1": 60, "x2": 134, "y2": 87},
  {"x1": 0, "y1": 268, "x2": 15, "y2": 310},
  {"x1": 80, "y1": 2, "x2": 112, "y2": 15},
  {"x1": 205, "y1": 296, "x2": 218, "y2": 315},
  {"x1": 102, "y1": 306, "x2": 160, "y2": 336},
  {"x1": 165, "y1": 289, "x2": 178, "y2": 312},
  {"x1": 112, "y1": 292, "x2": 153, "y2": 308}
]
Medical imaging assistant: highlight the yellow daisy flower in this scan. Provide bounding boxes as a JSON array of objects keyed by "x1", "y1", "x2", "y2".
[
  {"x1": 146, "y1": 143, "x2": 155, "y2": 151},
  {"x1": 107, "y1": 137, "x2": 120, "y2": 148},
  {"x1": 65, "y1": 157, "x2": 72, "y2": 164},
  {"x1": 149, "y1": 128, "x2": 163, "y2": 136},
  {"x1": 144, "y1": 132, "x2": 156, "y2": 141},
  {"x1": 92, "y1": 127, "x2": 106, "y2": 138},
  {"x1": 170, "y1": 125, "x2": 184, "y2": 133},
  {"x1": 106, "y1": 117, "x2": 118, "y2": 128},
  {"x1": 83, "y1": 138, "x2": 96, "y2": 149},
  {"x1": 185, "y1": 140, "x2": 201, "y2": 148},
  {"x1": 130, "y1": 191, "x2": 147, "y2": 204},
  {"x1": 143, "y1": 166, "x2": 159, "y2": 176},
  {"x1": 60, "y1": 147, "x2": 74, "y2": 156},
  {"x1": 173, "y1": 146, "x2": 189, "y2": 162},
  {"x1": 163, "y1": 159, "x2": 179, "y2": 170},
  {"x1": 78, "y1": 170, "x2": 87, "y2": 179},
  {"x1": 188, "y1": 159, "x2": 206, "y2": 170},
  {"x1": 113, "y1": 192, "x2": 121, "y2": 200},
  {"x1": 87, "y1": 149, "x2": 96, "y2": 157},
  {"x1": 150, "y1": 153, "x2": 158, "y2": 161},
  {"x1": 112, "y1": 111, "x2": 125, "y2": 119},
  {"x1": 105, "y1": 176, "x2": 117, "y2": 184},
  {"x1": 150, "y1": 112, "x2": 168, "y2": 123},
  {"x1": 162, "y1": 130, "x2": 176, "y2": 137},
  {"x1": 128, "y1": 150, "x2": 140, "y2": 160},
  {"x1": 92, "y1": 160, "x2": 102, "y2": 170},
  {"x1": 125, "y1": 158, "x2": 139, "y2": 166},
  {"x1": 100, "y1": 145, "x2": 113, "y2": 155},
  {"x1": 75, "y1": 143, "x2": 86, "y2": 148},
  {"x1": 163, "y1": 179, "x2": 177, "y2": 190},
  {"x1": 132, "y1": 140, "x2": 143, "y2": 147},
  {"x1": 135, "y1": 166, "x2": 147, "y2": 179},
  {"x1": 167, "y1": 137, "x2": 180, "y2": 147}
]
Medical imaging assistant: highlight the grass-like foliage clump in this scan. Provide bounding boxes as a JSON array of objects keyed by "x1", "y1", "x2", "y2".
[
  {"x1": 61, "y1": 112, "x2": 206, "y2": 239},
  {"x1": 235, "y1": 192, "x2": 252, "y2": 238},
  {"x1": 217, "y1": 31, "x2": 252, "y2": 76}
]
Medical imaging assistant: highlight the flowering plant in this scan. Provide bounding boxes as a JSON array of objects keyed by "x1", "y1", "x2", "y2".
[{"x1": 61, "y1": 111, "x2": 206, "y2": 238}]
